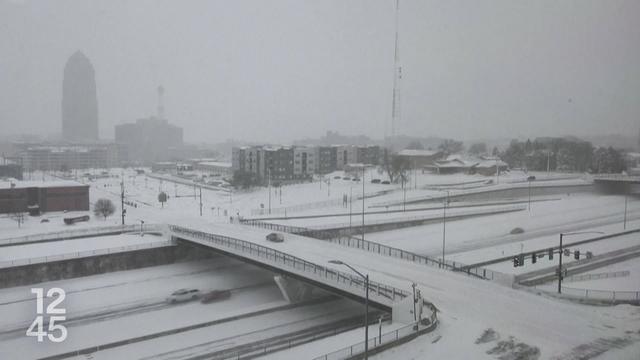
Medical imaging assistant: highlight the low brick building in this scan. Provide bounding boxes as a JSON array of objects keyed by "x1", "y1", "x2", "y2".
[{"x1": 0, "y1": 181, "x2": 90, "y2": 214}]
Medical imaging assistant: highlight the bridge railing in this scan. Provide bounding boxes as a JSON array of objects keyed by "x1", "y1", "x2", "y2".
[
  {"x1": 0, "y1": 223, "x2": 164, "y2": 247},
  {"x1": 168, "y1": 225, "x2": 410, "y2": 303},
  {"x1": 239, "y1": 219, "x2": 513, "y2": 284},
  {"x1": 312, "y1": 308, "x2": 438, "y2": 360},
  {"x1": 0, "y1": 240, "x2": 174, "y2": 269}
]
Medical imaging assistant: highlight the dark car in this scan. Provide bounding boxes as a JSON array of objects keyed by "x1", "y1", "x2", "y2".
[
  {"x1": 201, "y1": 290, "x2": 232, "y2": 304},
  {"x1": 527, "y1": 176, "x2": 536, "y2": 181},
  {"x1": 334, "y1": 176, "x2": 341, "y2": 179},
  {"x1": 266, "y1": 232, "x2": 285, "y2": 243},
  {"x1": 371, "y1": 179, "x2": 381, "y2": 184},
  {"x1": 343, "y1": 177, "x2": 351, "y2": 180},
  {"x1": 381, "y1": 180, "x2": 391, "y2": 185}
]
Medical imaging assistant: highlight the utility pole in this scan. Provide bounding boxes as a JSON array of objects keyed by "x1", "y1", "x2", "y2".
[
  {"x1": 362, "y1": 167, "x2": 366, "y2": 244},
  {"x1": 403, "y1": 177, "x2": 407, "y2": 212},
  {"x1": 120, "y1": 181, "x2": 126, "y2": 225},
  {"x1": 199, "y1": 187, "x2": 203, "y2": 216},
  {"x1": 442, "y1": 190, "x2": 449, "y2": 267},
  {"x1": 349, "y1": 186, "x2": 353, "y2": 234},
  {"x1": 624, "y1": 189, "x2": 628, "y2": 230},
  {"x1": 268, "y1": 168, "x2": 272, "y2": 214}
]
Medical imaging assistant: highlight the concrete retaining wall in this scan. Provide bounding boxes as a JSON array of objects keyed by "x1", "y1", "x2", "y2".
[
  {"x1": 0, "y1": 244, "x2": 214, "y2": 288},
  {"x1": 432, "y1": 184, "x2": 594, "y2": 204}
]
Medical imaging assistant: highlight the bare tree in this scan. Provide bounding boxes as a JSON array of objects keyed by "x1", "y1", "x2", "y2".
[
  {"x1": 94, "y1": 198, "x2": 116, "y2": 219},
  {"x1": 158, "y1": 191, "x2": 167, "y2": 208}
]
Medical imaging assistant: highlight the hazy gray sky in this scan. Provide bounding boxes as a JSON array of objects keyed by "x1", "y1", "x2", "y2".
[{"x1": 1, "y1": 0, "x2": 639, "y2": 143}]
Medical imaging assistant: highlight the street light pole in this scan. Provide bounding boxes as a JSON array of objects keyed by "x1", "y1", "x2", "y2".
[
  {"x1": 199, "y1": 187, "x2": 203, "y2": 216},
  {"x1": 362, "y1": 167, "x2": 366, "y2": 244},
  {"x1": 120, "y1": 181, "x2": 125, "y2": 225},
  {"x1": 442, "y1": 190, "x2": 449, "y2": 267},
  {"x1": 624, "y1": 190, "x2": 628, "y2": 230},
  {"x1": 349, "y1": 186, "x2": 353, "y2": 234},
  {"x1": 329, "y1": 260, "x2": 369, "y2": 359},
  {"x1": 268, "y1": 167, "x2": 271, "y2": 214}
]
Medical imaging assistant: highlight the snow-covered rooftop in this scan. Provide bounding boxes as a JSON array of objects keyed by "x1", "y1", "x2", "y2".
[
  {"x1": 0, "y1": 179, "x2": 87, "y2": 190},
  {"x1": 397, "y1": 149, "x2": 441, "y2": 157}
]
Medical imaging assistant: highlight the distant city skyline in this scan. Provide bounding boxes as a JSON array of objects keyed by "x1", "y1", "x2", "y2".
[{"x1": 1, "y1": 0, "x2": 638, "y2": 144}]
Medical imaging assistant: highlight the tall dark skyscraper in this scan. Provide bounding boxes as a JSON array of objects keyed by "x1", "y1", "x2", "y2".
[{"x1": 61, "y1": 51, "x2": 99, "y2": 141}]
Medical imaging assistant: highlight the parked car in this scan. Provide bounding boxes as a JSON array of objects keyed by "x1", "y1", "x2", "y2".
[
  {"x1": 381, "y1": 180, "x2": 391, "y2": 185},
  {"x1": 371, "y1": 179, "x2": 381, "y2": 184},
  {"x1": 527, "y1": 176, "x2": 536, "y2": 181},
  {"x1": 266, "y1": 232, "x2": 285, "y2": 243},
  {"x1": 200, "y1": 290, "x2": 232, "y2": 304},
  {"x1": 352, "y1": 178, "x2": 360, "y2": 182},
  {"x1": 343, "y1": 177, "x2": 351, "y2": 180},
  {"x1": 333, "y1": 176, "x2": 341, "y2": 179},
  {"x1": 166, "y1": 289, "x2": 201, "y2": 303}
]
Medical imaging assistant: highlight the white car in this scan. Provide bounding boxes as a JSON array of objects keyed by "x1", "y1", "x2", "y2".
[{"x1": 166, "y1": 288, "x2": 201, "y2": 303}]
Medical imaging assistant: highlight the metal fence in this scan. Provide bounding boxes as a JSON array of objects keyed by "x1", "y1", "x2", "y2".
[
  {"x1": 0, "y1": 223, "x2": 164, "y2": 247},
  {"x1": 564, "y1": 270, "x2": 630, "y2": 283},
  {"x1": 294, "y1": 205, "x2": 525, "y2": 231},
  {"x1": 531, "y1": 285, "x2": 640, "y2": 303},
  {"x1": 249, "y1": 189, "x2": 392, "y2": 216},
  {"x1": 240, "y1": 219, "x2": 513, "y2": 285},
  {"x1": 169, "y1": 225, "x2": 410, "y2": 304},
  {"x1": 312, "y1": 310, "x2": 438, "y2": 360},
  {"x1": 0, "y1": 240, "x2": 174, "y2": 269},
  {"x1": 558, "y1": 286, "x2": 640, "y2": 302}
]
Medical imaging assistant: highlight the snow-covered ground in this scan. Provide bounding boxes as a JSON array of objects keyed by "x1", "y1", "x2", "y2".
[
  {"x1": 164, "y1": 220, "x2": 640, "y2": 359},
  {"x1": 0, "y1": 233, "x2": 168, "y2": 263},
  {"x1": 365, "y1": 193, "x2": 639, "y2": 258},
  {"x1": 2, "y1": 169, "x2": 639, "y2": 359}
]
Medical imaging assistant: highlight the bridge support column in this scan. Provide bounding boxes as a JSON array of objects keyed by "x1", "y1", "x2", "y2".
[
  {"x1": 274, "y1": 275, "x2": 316, "y2": 303},
  {"x1": 392, "y1": 292, "x2": 424, "y2": 325}
]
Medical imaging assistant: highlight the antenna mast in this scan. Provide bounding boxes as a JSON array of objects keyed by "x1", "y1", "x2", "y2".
[{"x1": 391, "y1": 0, "x2": 402, "y2": 146}]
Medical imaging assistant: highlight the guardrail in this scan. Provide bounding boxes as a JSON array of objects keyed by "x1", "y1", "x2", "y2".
[
  {"x1": 168, "y1": 225, "x2": 410, "y2": 305},
  {"x1": 295, "y1": 205, "x2": 526, "y2": 231},
  {"x1": 0, "y1": 240, "x2": 174, "y2": 269},
  {"x1": 0, "y1": 223, "x2": 165, "y2": 247},
  {"x1": 240, "y1": 219, "x2": 514, "y2": 285},
  {"x1": 564, "y1": 270, "x2": 630, "y2": 283},
  {"x1": 531, "y1": 285, "x2": 640, "y2": 303},
  {"x1": 249, "y1": 189, "x2": 393, "y2": 216},
  {"x1": 557, "y1": 286, "x2": 640, "y2": 302},
  {"x1": 312, "y1": 309, "x2": 438, "y2": 360},
  {"x1": 372, "y1": 181, "x2": 591, "y2": 208}
]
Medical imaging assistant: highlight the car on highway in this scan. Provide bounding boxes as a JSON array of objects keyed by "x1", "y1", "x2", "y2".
[
  {"x1": 266, "y1": 232, "x2": 285, "y2": 243},
  {"x1": 166, "y1": 288, "x2": 201, "y2": 303},
  {"x1": 200, "y1": 289, "x2": 232, "y2": 304}
]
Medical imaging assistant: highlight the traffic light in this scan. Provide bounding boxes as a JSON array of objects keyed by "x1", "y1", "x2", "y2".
[
  {"x1": 532, "y1": 253, "x2": 537, "y2": 264},
  {"x1": 564, "y1": 249, "x2": 570, "y2": 257},
  {"x1": 518, "y1": 253, "x2": 525, "y2": 266},
  {"x1": 513, "y1": 256, "x2": 519, "y2": 267},
  {"x1": 574, "y1": 250, "x2": 580, "y2": 260},
  {"x1": 586, "y1": 251, "x2": 593, "y2": 259},
  {"x1": 548, "y1": 248, "x2": 553, "y2": 260}
]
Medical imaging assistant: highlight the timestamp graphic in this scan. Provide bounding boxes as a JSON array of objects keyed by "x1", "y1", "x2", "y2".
[{"x1": 26, "y1": 288, "x2": 67, "y2": 343}]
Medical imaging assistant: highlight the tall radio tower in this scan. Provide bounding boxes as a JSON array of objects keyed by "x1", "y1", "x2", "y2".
[{"x1": 390, "y1": 0, "x2": 402, "y2": 146}]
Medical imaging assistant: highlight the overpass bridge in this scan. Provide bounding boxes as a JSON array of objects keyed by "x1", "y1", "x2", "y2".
[
  {"x1": 593, "y1": 174, "x2": 640, "y2": 194},
  {"x1": 168, "y1": 224, "x2": 417, "y2": 316}
]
